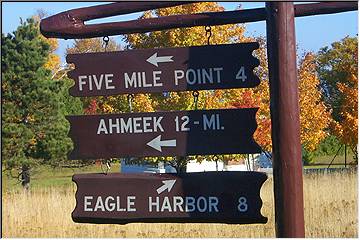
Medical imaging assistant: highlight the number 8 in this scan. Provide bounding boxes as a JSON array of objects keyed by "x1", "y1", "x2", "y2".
[{"x1": 237, "y1": 196, "x2": 248, "y2": 212}]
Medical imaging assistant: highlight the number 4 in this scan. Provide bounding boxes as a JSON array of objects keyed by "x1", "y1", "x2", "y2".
[{"x1": 236, "y1": 66, "x2": 247, "y2": 82}]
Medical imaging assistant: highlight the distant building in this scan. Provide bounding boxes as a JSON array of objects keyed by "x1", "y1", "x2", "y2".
[
  {"x1": 224, "y1": 159, "x2": 250, "y2": 171},
  {"x1": 120, "y1": 159, "x2": 176, "y2": 173},
  {"x1": 253, "y1": 152, "x2": 273, "y2": 173},
  {"x1": 120, "y1": 152, "x2": 272, "y2": 173},
  {"x1": 186, "y1": 159, "x2": 225, "y2": 172}
]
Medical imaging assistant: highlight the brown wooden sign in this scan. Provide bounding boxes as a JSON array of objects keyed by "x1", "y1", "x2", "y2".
[
  {"x1": 72, "y1": 171, "x2": 268, "y2": 224},
  {"x1": 66, "y1": 43, "x2": 260, "y2": 97},
  {"x1": 67, "y1": 108, "x2": 261, "y2": 159}
]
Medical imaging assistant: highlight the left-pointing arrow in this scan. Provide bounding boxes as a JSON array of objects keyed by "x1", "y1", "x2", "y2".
[
  {"x1": 146, "y1": 52, "x2": 173, "y2": 67},
  {"x1": 156, "y1": 179, "x2": 176, "y2": 194},
  {"x1": 147, "y1": 135, "x2": 176, "y2": 152}
]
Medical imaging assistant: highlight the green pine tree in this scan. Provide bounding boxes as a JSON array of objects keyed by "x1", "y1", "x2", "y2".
[{"x1": 2, "y1": 18, "x2": 79, "y2": 186}]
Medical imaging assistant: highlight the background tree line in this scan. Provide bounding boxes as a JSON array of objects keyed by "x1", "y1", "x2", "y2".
[{"x1": 2, "y1": 3, "x2": 357, "y2": 182}]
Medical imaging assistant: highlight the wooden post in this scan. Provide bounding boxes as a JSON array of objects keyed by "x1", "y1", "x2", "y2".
[
  {"x1": 344, "y1": 145, "x2": 347, "y2": 167},
  {"x1": 266, "y1": 2, "x2": 305, "y2": 237}
]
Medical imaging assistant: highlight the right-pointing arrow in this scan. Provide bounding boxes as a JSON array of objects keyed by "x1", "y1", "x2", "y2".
[{"x1": 147, "y1": 135, "x2": 176, "y2": 152}]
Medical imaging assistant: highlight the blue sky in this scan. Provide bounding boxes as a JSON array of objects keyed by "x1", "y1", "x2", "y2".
[{"x1": 2, "y1": 2, "x2": 358, "y2": 64}]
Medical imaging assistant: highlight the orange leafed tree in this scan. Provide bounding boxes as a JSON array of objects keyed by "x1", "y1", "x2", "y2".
[
  {"x1": 228, "y1": 89, "x2": 272, "y2": 151},
  {"x1": 298, "y1": 53, "x2": 331, "y2": 152},
  {"x1": 124, "y1": 3, "x2": 274, "y2": 154},
  {"x1": 227, "y1": 38, "x2": 272, "y2": 151},
  {"x1": 124, "y1": 2, "x2": 249, "y2": 114},
  {"x1": 331, "y1": 69, "x2": 358, "y2": 152},
  {"x1": 124, "y1": 2, "x2": 251, "y2": 169},
  {"x1": 317, "y1": 36, "x2": 358, "y2": 159},
  {"x1": 228, "y1": 50, "x2": 331, "y2": 153},
  {"x1": 33, "y1": 13, "x2": 61, "y2": 74},
  {"x1": 60, "y1": 2, "x2": 333, "y2": 167},
  {"x1": 124, "y1": 2, "x2": 332, "y2": 161}
]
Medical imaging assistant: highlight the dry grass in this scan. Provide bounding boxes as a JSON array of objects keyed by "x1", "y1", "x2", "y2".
[{"x1": 2, "y1": 171, "x2": 358, "y2": 238}]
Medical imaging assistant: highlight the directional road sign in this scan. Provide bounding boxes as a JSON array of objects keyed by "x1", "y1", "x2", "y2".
[
  {"x1": 67, "y1": 108, "x2": 261, "y2": 159},
  {"x1": 67, "y1": 43, "x2": 260, "y2": 96},
  {"x1": 72, "y1": 171, "x2": 268, "y2": 224}
]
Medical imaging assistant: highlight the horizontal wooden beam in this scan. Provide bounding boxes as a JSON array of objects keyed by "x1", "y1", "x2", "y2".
[
  {"x1": 294, "y1": 2, "x2": 357, "y2": 17},
  {"x1": 58, "y1": 1, "x2": 193, "y2": 21},
  {"x1": 40, "y1": 2, "x2": 358, "y2": 39},
  {"x1": 40, "y1": 1, "x2": 193, "y2": 39}
]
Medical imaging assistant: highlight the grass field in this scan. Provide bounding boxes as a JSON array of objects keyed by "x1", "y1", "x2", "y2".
[
  {"x1": 2, "y1": 162, "x2": 122, "y2": 191},
  {"x1": 311, "y1": 152, "x2": 356, "y2": 166},
  {"x1": 2, "y1": 167, "x2": 358, "y2": 238},
  {"x1": 2, "y1": 153, "x2": 354, "y2": 191}
]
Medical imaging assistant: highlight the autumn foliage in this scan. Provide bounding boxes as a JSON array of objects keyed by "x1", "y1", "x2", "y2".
[
  {"x1": 317, "y1": 37, "x2": 358, "y2": 158},
  {"x1": 64, "y1": 2, "x2": 351, "y2": 163},
  {"x1": 298, "y1": 53, "x2": 331, "y2": 151},
  {"x1": 332, "y1": 73, "x2": 358, "y2": 149},
  {"x1": 123, "y1": 2, "x2": 332, "y2": 155},
  {"x1": 330, "y1": 68, "x2": 358, "y2": 153}
]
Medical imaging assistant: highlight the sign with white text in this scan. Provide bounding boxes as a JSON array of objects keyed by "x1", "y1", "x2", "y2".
[
  {"x1": 66, "y1": 43, "x2": 260, "y2": 96},
  {"x1": 72, "y1": 172, "x2": 268, "y2": 224},
  {"x1": 67, "y1": 108, "x2": 261, "y2": 159}
]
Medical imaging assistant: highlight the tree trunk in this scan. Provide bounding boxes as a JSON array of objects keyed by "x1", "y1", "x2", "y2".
[
  {"x1": 21, "y1": 165, "x2": 30, "y2": 190},
  {"x1": 351, "y1": 146, "x2": 358, "y2": 165},
  {"x1": 173, "y1": 156, "x2": 187, "y2": 173}
]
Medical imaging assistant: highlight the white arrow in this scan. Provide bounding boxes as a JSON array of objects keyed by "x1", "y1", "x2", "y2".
[
  {"x1": 146, "y1": 52, "x2": 174, "y2": 67},
  {"x1": 147, "y1": 135, "x2": 176, "y2": 152},
  {"x1": 156, "y1": 179, "x2": 176, "y2": 194}
]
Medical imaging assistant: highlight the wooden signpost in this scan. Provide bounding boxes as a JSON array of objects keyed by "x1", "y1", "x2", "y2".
[
  {"x1": 41, "y1": 1, "x2": 357, "y2": 236},
  {"x1": 67, "y1": 43, "x2": 260, "y2": 96},
  {"x1": 67, "y1": 109, "x2": 261, "y2": 159},
  {"x1": 72, "y1": 172, "x2": 267, "y2": 224}
]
